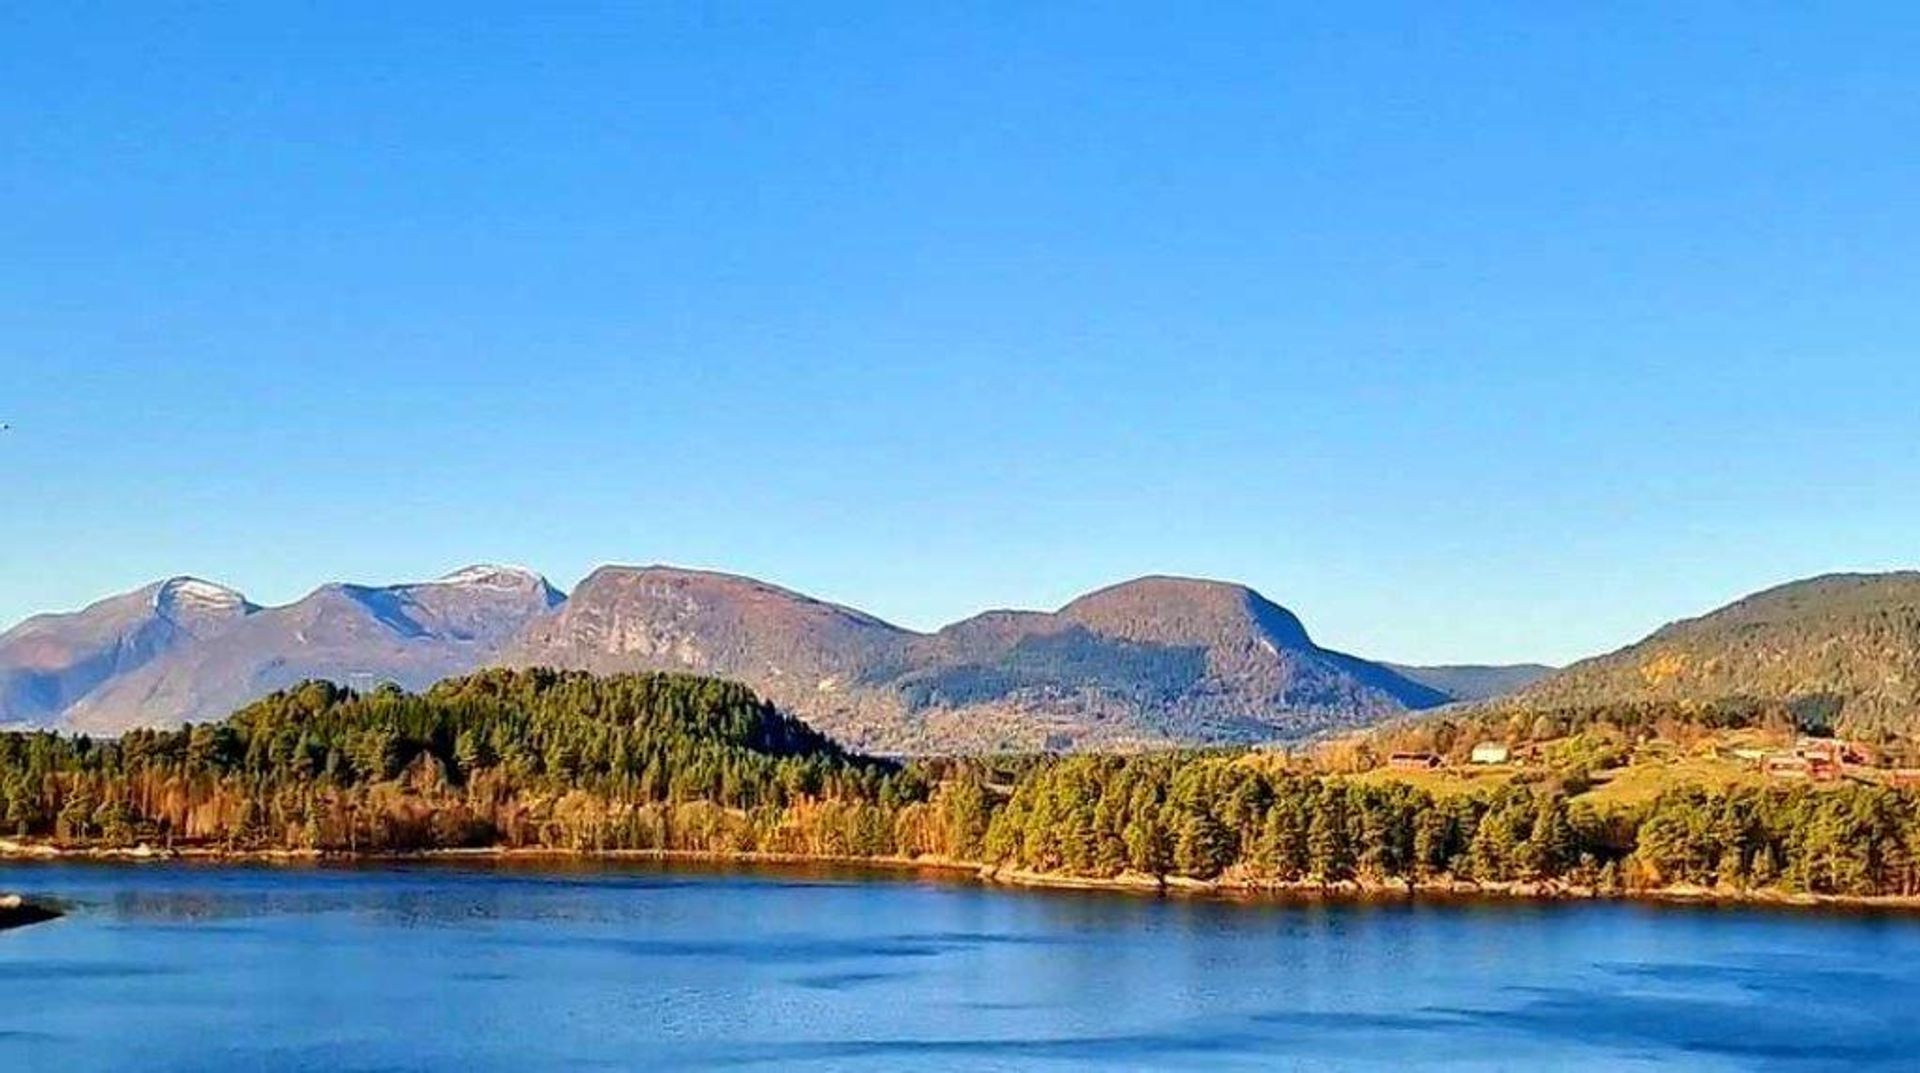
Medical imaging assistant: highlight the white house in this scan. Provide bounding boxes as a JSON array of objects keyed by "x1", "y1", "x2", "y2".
[{"x1": 1469, "y1": 742, "x2": 1510, "y2": 765}]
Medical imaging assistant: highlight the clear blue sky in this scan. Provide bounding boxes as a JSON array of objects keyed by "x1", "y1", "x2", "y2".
[{"x1": 4, "y1": 5, "x2": 1918, "y2": 666}]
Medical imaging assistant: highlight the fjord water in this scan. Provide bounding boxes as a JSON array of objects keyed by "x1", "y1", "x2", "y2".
[{"x1": 2, "y1": 863, "x2": 1915, "y2": 1072}]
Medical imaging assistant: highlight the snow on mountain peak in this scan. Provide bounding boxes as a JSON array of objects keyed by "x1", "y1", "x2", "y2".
[
  {"x1": 158, "y1": 577, "x2": 245, "y2": 606},
  {"x1": 430, "y1": 564, "x2": 547, "y2": 590},
  {"x1": 153, "y1": 577, "x2": 253, "y2": 622}
]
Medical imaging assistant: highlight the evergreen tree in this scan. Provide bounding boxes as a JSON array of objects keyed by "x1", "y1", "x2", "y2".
[
  {"x1": 1175, "y1": 810, "x2": 1233, "y2": 879},
  {"x1": 1307, "y1": 791, "x2": 1353, "y2": 883}
]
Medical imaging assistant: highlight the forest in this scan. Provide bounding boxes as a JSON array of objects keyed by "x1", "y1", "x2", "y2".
[{"x1": 4, "y1": 669, "x2": 1919, "y2": 899}]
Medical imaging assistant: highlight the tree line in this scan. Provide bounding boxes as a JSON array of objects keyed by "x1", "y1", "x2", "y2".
[
  {"x1": 4, "y1": 670, "x2": 1919, "y2": 898},
  {"x1": 1370, "y1": 696, "x2": 1920, "y2": 767},
  {"x1": 980, "y1": 752, "x2": 1920, "y2": 896}
]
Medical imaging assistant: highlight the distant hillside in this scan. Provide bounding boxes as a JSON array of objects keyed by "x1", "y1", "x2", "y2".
[
  {"x1": 1385, "y1": 663, "x2": 1554, "y2": 703},
  {"x1": 1, "y1": 567, "x2": 563, "y2": 735},
  {"x1": 1509, "y1": 572, "x2": 1920, "y2": 734},
  {"x1": 0, "y1": 578, "x2": 255, "y2": 725},
  {"x1": 504, "y1": 568, "x2": 1450, "y2": 752}
]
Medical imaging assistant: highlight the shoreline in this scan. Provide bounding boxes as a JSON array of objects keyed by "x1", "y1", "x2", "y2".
[{"x1": 6, "y1": 840, "x2": 1918, "y2": 911}]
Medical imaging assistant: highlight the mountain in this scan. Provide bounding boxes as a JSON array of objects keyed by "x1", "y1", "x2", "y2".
[
  {"x1": 1385, "y1": 662, "x2": 1554, "y2": 703},
  {"x1": 5, "y1": 563, "x2": 1462, "y2": 750},
  {"x1": 503, "y1": 567, "x2": 1450, "y2": 752},
  {"x1": 1506, "y1": 572, "x2": 1920, "y2": 733},
  {"x1": 0, "y1": 578, "x2": 255, "y2": 726},
  {"x1": 50, "y1": 567, "x2": 562, "y2": 734}
]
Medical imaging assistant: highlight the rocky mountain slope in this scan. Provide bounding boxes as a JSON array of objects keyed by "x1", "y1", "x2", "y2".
[
  {"x1": 1506, "y1": 572, "x2": 1920, "y2": 733},
  {"x1": 4, "y1": 563, "x2": 1536, "y2": 751},
  {"x1": 0, "y1": 578, "x2": 255, "y2": 725},
  {"x1": 10, "y1": 567, "x2": 563, "y2": 735},
  {"x1": 504, "y1": 567, "x2": 1451, "y2": 752}
]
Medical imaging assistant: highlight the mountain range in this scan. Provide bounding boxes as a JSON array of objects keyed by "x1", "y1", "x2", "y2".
[
  {"x1": 0, "y1": 564, "x2": 1520, "y2": 751},
  {"x1": 3, "y1": 567, "x2": 562, "y2": 737},
  {"x1": 30, "y1": 568, "x2": 1920, "y2": 752},
  {"x1": 25, "y1": 563, "x2": 1914, "y2": 750}
]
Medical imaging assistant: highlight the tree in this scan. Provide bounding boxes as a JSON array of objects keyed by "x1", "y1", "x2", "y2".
[
  {"x1": 57, "y1": 787, "x2": 96, "y2": 841},
  {"x1": 1124, "y1": 815, "x2": 1170, "y2": 875},
  {"x1": 93, "y1": 798, "x2": 134, "y2": 845},
  {"x1": 454, "y1": 728, "x2": 494, "y2": 777},
  {"x1": 937, "y1": 776, "x2": 989, "y2": 860},
  {"x1": 1307, "y1": 792, "x2": 1353, "y2": 883},
  {"x1": 1257, "y1": 794, "x2": 1310, "y2": 881},
  {"x1": 1468, "y1": 804, "x2": 1519, "y2": 882},
  {"x1": 1175, "y1": 810, "x2": 1233, "y2": 879},
  {"x1": 1412, "y1": 808, "x2": 1453, "y2": 878},
  {"x1": 1526, "y1": 795, "x2": 1577, "y2": 879}
]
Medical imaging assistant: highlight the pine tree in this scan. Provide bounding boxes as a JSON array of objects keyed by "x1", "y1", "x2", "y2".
[
  {"x1": 1527, "y1": 795, "x2": 1577, "y2": 879},
  {"x1": 1307, "y1": 792, "x2": 1353, "y2": 883},
  {"x1": 1175, "y1": 810, "x2": 1232, "y2": 879},
  {"x1": 1124, "y1": 815, "x2": 1170, "y2": 875}
]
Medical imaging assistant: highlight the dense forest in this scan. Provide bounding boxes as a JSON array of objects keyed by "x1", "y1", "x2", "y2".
[
  {"x1": 985, "y1": 754, "x2": 1920, "y2": 897},
  {"x1": 4, "y1": 670, "x2": 1920, "y2": 899}
]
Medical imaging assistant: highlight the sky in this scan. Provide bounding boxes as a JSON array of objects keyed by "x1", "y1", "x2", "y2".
[{"x1": 3, "y1": 5, "x2": 1918, "y2": 666}]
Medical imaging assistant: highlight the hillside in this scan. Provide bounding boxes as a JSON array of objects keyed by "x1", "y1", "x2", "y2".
[
  {"x1": 0, "y1": 578, "x2": 255, "y2": 725},
  {"x1": 1509, "y1": 572, "x2": 1920, "y2": 734},
  {"x1": 504, "y1": 568, "x2": 1452, "y2": 752}
]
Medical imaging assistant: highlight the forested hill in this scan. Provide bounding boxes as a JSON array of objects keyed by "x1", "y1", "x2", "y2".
[
  {"x1": 6, "y1": 669, "x2": 1920, "y2": 900},
  {"x1": 1508, "y1": 572, "x2": 1920, "y2": 735},
  {"x1": 0, "y1": 669, "x2": 914, "y2": 850}
]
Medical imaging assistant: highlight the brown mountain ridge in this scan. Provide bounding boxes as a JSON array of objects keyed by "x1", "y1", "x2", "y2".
[{"x1": 2, "y1": 564, "x2": 1479, "y2": 752}]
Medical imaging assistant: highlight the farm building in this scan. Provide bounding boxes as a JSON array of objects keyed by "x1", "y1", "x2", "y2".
[
  {"x1": 1764, "y1": 755, "x2": 1840, "y2": 782},
  {"x1": 1469, "y1": 742, "x2": 1510, "y2": 765}
]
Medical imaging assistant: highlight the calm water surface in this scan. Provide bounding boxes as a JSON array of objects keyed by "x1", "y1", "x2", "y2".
[{"x1": 2, "y1": 860, "x2": 1915, "y2": 1071}]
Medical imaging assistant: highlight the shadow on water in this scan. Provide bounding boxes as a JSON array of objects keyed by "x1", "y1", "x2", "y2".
[
  {"x1": 1598, "y1": 957, "x2": 1902, "y2": 993},
  {"x1": 484, "y1": 925, "x2": 1072, "y2": 965},
  {"x1": 0, "y1": 960, "x2": 178, "y2": 980},
  {"x1": 678, "y1": 988, "x2": 1912, "y2": 1071},
  {"x1": 789, "y1": 969, "x2": 908, "y2": 991},
  {"x1": 1431, "y1": 986, "x2": 1906, "y2": 1067}
]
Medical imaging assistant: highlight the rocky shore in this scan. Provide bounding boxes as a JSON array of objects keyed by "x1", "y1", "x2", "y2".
[{"x1": 0, "y1": 893, "x2": 61, "y2": 931}]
